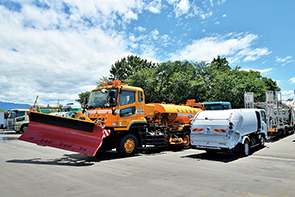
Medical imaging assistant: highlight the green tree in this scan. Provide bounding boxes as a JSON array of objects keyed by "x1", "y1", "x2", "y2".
[
  {"x1": 127, "y1": 60, "x2": 204, "y2": 104},
  {"x1": 76, "y1": 91, "x2": 90, "y2": 105},
  {"x1": 109, "y1": 55, "x2": 158, "y2": 81},
  {"x1": 86, "y1": 55, "x2": 281, "y2": 109},
  {"x1": 262, "y1": 77, "x2": 281, "y2": 92},
  {"x1": 96, "y1": 76, "x2": 110, "y2": 87},
  {"x1": 211, "y1": 55, "x2": 231, "y2": 70}
]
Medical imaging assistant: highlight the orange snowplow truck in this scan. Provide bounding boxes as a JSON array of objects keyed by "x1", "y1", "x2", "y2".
[{"x1": 19, "y1": 80, "x2": 202, "y2": 157}]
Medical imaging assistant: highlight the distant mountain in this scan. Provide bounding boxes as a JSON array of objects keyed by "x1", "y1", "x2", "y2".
[{"x1": 0, "y1": 101, "x2": 31, "y2": 111}]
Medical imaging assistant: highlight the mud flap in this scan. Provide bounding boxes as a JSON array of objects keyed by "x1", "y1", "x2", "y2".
[{"x1": 19, "y1": 112, "x2": 104, "y2": 156}]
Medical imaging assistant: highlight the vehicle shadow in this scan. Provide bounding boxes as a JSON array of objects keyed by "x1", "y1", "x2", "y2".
[
  {"x1": 6, "y1": 146, "x2": 188, "y2": 166},
  {"x1": 183, "y1": 151, "x2": 240, "y2": 163},
  {"x1": 6, "y1": 151, "x2": 120, "y2": 167},
  {"x1": 266, "y1": 132, "x2": 294, "y2": 143},
  {"x1": 183, "y1": 145, "x2": 267, "y2": 163}
]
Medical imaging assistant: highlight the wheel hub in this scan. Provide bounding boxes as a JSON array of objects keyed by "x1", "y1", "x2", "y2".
[{"x1": 124, "y1": 139, "x2": 135, "y2": 153}]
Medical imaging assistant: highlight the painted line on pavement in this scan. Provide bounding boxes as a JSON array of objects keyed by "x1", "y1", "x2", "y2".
[{"x1": 251, "y1": 155, "x2": 295, "y2": 162}]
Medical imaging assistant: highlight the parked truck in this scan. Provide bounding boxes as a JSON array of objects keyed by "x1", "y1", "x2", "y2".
[
  {"x1": 13, "y1": 109, "x2": 30, "y2": 133},
  {"x1": 50, "y1": 102, "x2": 82, "y2": 118},
  {"x1": 190, "y1": 108, "x2": 267, "y2": 156},
  {"x1": 19, "y1": 80, "x2": 202, "y2": 156},
  {"x1": 6, "y1": 110, "x2": 16, "y2": 130},
  {"x1": 0, "y1": 112, "x2": 7, "y2": 129},
  {"x1": 244, "y1": 91, "x2": 295, "y2": 137}
]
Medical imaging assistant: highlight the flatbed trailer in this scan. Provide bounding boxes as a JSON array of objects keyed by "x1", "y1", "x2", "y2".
[{"x1": 244, "y1": 91, "x2": 295, "y2": 137}]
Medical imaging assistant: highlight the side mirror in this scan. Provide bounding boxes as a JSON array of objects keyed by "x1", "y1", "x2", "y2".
[
  {"x1": 110, "y1": 98, "x2": 117, "y2": 107},
  {"x1": 84, "y1": 97, "x2": 89, "y2": 105},
  {"x1": 109, "y1": 91, "x2": 116, "y2": 98},
  {"x1": 109, "y1": 90, "x2": 117, "y2": 107}
]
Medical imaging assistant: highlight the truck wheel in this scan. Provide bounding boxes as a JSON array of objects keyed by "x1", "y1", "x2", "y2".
[
  {"x1": 284, "y1": 128, "x2": 287, "y2": 136},
  {"x1": 183, "y1": 133, "x2": 191, "y2": 149},
  {"x1": 20, "y1": 124, "x2": 28, "y2": 133},
  {"x1": 116, "y1": 133, "x2": 138, "y2": 157},
  {"x1": 241, "y1": 140, "x2": 250, "y2": 157},
  {"x1": 260, "y1": 136, "x2": 265, "y2": 148}
]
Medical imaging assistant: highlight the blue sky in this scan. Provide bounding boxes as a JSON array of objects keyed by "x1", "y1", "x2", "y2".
[{"x1": 0, "y1": 0, "x2": 294, "y2": 106}]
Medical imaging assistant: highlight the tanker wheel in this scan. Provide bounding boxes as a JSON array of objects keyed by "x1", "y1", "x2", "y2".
[
  {"x1": 116, "y1": 133, "x2": 138, "y2": 157},
  {"x1": 183, "y1": 133, "x2": 191, "y2": 149}
]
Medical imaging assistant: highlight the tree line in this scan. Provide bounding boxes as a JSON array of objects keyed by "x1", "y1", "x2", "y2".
[{"x1": 77, "y1": 55, "x2": 280, "y2": 108}]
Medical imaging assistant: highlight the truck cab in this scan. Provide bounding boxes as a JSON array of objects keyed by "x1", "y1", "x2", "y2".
[
  {"x1": 6, "y1": 110, "x2": 16, "y2": 130},
  {"x1": 13, "y1": 109, "x2": 30, "y2": 133},
  {"x1": 85, "y1": 81, "x2": 146, "y2": 130}
]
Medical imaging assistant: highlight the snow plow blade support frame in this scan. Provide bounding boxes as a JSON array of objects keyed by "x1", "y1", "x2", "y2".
[{"x1": 19, "y1": 112, "x2": 104, "y2": 156}]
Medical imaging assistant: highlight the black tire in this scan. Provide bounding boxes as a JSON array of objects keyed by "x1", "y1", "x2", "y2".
[
  {"x1": 20, "y1": 124, "x2": 28, "y2": 133},
  {"x1": 116, "y1": 133, "x2": 138, "y2": 157},
  {"x1": 240, "y1": 139, "x2": 250, "y2": 157},
  {"x1": 260, "y1": 136, "x2": 265, "y2": 148},
  {"x1": 183, "y1": 132, "x2": 191, "y2": 149},
  {"x1": 284, "y1": 128, "x2": 287, "y2": 136}
]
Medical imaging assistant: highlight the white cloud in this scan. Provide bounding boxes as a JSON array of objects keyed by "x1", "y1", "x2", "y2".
[
  {"x1": 275, "y1": 56, "x2": 293, "y2": 66},
  {"x1": 124, "y1": 10, "x2": 138, "y2": 22},
  {"x1": 276, "y1": 56, "x2": 292, "y2": 62},
  {"x1": 0, "y1": 1, "x2": 140, "y2": 105},
  {"x1": 222, "y1": 14, "x2": 226, "y2": 17},
  {"x1": 169, "y1": 32, "x2": 272, "y2": 63},
  {"x1": 200, "y1": 11, "x2": 213, "y2": 20},
  {"x1": 166, "y1": 0, "x2": 215, "y2": 19},
  {"x1": 135, "y1": 26, "x2": 146, "y2": 32},
  {"x1": 281, "y1": 90, "x2": 295, "y2": 100},
  {"x1": 151, "y1": 29, "x2": 160, "y2": 40},
  {"x1": 146, "y1": 0, "x2": 162, "y2": 14},
  {"x1": 241, "y1": 68, "x2": 273, "y2": 75},
  {"x1": 290, "y1": 77, "x2": 295, "y2": 84},
  {"x1": 175, "y1": 0, "x2": 190, "y2": 17},
  {"x1": 240, "y1": 48, "x2": 271, "y2": 61},
  {"x1": 282, "y1": 90, "x2": 295, "y2": 95},
  {"x1": 256, "y1": 68, "x2": 273, "y2": 74}
]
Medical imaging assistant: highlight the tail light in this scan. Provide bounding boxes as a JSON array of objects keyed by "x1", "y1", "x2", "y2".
[{"x1": 229, "y1": 122, "x2": 233, "y2": 130}]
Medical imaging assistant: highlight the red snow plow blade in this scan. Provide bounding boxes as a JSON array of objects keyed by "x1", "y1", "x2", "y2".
[{"x1": 19, "y1": 112, "x2": 104, "y2": 156}]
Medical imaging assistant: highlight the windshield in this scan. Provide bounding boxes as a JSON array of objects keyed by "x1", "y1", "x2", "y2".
[
  {"x1": 16, "y1": 111, "x2": 26, "y2": 117},
  {"x1": 8, "y1": 111, "x2": 16, "y2": 118},
  {"x1": 204, "y1": 104, "x2": 223, "y2": 110},
  {"x1": 88, "y1": 89, "x2": 117, "y2": 109}
]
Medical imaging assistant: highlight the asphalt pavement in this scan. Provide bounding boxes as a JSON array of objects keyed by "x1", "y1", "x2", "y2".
[{"x1": 1, "y1": 129, "x2": 295, "y2": 197}]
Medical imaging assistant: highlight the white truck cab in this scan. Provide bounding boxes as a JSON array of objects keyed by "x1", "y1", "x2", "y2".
[
  {"x1": 190, "y1": 109, "x2": 267, "y2": 156},
  {"x1": 13, "y1": 109, "x2": 30, "y2": 133}
]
